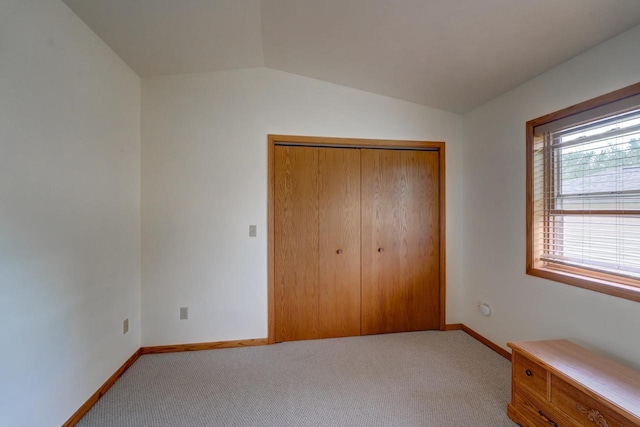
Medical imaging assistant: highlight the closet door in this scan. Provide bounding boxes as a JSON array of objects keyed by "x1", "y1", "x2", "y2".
[
  {"x1": 361, "y1": 149, "x2": 440, "y2": 334},
  {"x1": 274, "y1": 146, "x2": 319, "y2": 342},
  {"x1": 274, "y1": 146, "x2": 361, "y2": 342},
  {"x1": 318, "y1": 148, "x2": 361, "y2": 338}
]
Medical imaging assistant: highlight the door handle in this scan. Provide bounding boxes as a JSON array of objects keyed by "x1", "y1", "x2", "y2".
[
  {"x1": 378, "y1": 247, "x2": 384, "y2": 253},
  {"x1": 538, "y1": 410, "x2": 558, "y2": 427},
  {"x1": 336, "y1": 249, "x2": 343, "y2": 254}
]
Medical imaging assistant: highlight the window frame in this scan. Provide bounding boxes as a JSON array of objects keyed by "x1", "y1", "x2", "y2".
[{"x1": 526, "y1": 82, "x2": 640, "y2": 302}]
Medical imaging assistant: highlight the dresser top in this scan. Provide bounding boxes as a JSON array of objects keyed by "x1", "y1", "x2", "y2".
[{"x1": 508, "y1": 339, "x2": 640, "y2": 421}]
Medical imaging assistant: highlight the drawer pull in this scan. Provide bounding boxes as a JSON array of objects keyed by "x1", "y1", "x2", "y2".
[
  {"x1": 577, "y1": 404, "x2": 610, "y2": 427},
  {"x1": 525, "y1": 369, "x2": 532, "y2": 376},
  {"x1": 538, "y1": 410, "x2": 558, "y2": 427}
]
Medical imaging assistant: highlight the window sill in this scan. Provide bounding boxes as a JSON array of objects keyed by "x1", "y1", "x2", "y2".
[{"x1": 527, "y1": 265, "x2": 640, "y2": 303}]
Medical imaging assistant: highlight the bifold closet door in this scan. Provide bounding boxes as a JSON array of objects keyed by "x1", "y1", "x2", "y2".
[
  {"x1": 274, "y1": 146, "x2": 361, "y2": 342},
  {"x1": 318, "y1": 148, "x2": 361, "y2": 338},
  {"x1": 275, "y1": 146, "x2": 319, "y2": 342},
  {"x1": 361, "y1": 149, "x2": 440, "y2": 335}
]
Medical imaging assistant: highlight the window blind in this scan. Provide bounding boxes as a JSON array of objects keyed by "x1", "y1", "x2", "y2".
[{"x1": 532, "y1": 107, "x2": 640, "y2": 280}]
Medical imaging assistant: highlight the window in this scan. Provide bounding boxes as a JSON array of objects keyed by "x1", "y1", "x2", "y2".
[{"x1": 527, "y1": 83, "x2": 640, "y2": 301}]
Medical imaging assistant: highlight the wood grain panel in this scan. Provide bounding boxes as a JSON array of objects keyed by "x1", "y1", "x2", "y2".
[
  {"x1": 512, "y1": 386, "x2": 565, "y2": 427},
  {"x1": 318, "y1": 148, "x2": 361, "y2": 338},
  {"x1": 270, "y1": 134, "x2": 446, "y2": 150},
  {"x1": 405, "y1": 150, "x2": 440, "y2": 330},
  {"x1": 513, "y1": 352, "x2": 548, "y2": 399},
  {"x1": 268, "y1": 137, "x2": 276, "y2": 344},
  {"x1": 141, "y1": 338, "x2": 268, "y2": 354},
  {"x1": 551, "y1": 375, "x2": 637, "y2": 427},
  {"x1": 361, "y1": 149, "x2": 440, "y2": 334},
  {"x1": 274, "y1": 146, "x2": 319, "y2": 342}
]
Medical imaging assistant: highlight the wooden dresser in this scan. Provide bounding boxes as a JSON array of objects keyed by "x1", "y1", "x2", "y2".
[{"x1": 507, "y1": 340, "x2": 640, "y2": 427}]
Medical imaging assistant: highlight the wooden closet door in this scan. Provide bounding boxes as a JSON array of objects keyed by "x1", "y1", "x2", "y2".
[
  {"x1": 274, "y1": 146, "x2": 361, "y2": 341},
  {"x1": 318, "y1": 148, "x2": 361, "y2": 338},
  {"x1": 274, "y1": 146, "x2": 319, "y2": 342},
  {"x1": 361, "y1": 149, "x2": 440, "y2": 335}
]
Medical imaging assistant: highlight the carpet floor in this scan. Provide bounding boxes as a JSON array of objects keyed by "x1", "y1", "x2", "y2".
[{"x1": 77, "y1": 331, "x2": 516, "y2": 426}]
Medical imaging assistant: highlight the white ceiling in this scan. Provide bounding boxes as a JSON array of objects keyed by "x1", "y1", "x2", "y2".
[{"x1": 63, "y1": 0, "x2": 640, "y2": 113}]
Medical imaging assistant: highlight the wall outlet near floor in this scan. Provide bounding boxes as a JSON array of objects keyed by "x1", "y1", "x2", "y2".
[
  {"x1": 180, "y1": 307, "x2": 188, "y2": 320},
  {"x1": 249, "y1": 225, "x2": 257, "y2": 237},
  {"x1": 123, "y1": 318, "x2": 129, "y2": 334}
]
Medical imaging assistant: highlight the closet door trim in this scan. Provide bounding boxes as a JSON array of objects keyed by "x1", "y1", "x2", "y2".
[{"x1": 267, "y1": 134, "x2": 446, "y2": 344}]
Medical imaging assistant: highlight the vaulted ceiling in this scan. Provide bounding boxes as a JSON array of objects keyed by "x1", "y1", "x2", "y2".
[{"x1": 63, "y1": 0, "x2": 640, "y2": 113}]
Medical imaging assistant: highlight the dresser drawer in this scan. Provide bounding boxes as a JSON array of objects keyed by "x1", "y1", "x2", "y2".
[
  {"x1": 551, "y1": 375, "x2": 636, "y2": 427},
  {"x1": 511, "y1": 398, "x2": 555, "y2": 427},
  {"x1": 514, "y1": 352, "x2": 548, "y2": 399},
  {"x1": 514, "y1": 385, "x2": 576, "y2": 427}
]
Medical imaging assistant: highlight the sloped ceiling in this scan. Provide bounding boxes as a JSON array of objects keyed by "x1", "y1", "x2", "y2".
[
  {"x1": 62, "y1": 0, "x2": 264, "y2": 76},
  {"x1": 63, "y1": 0, "x2": 640, "y2": 113}
]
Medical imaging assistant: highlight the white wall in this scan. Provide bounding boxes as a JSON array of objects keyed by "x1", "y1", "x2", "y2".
[
  {"x1": 0, "y1": 1, "x2": 141, "y2": 426},
  {"x1": 141, "y1": 67, "x2": 464, "y2": 345},
  {"x1": 462, "y1": 25, "x2": 640, "y2": 370}
]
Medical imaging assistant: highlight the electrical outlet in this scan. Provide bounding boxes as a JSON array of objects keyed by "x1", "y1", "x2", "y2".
[
  {"x1": 180, "y1": 307, "x2": 188, "y2": 320},
  {"x1": 249, "y1": 225, "x2": 257, "y2": 237},
  {"x1": 123, "y1": 318, "x2": 129, "y2": 334}
]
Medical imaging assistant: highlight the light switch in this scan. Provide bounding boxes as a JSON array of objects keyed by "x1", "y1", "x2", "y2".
[{"x1": 249, "y1": 225, "x2": 257, "y2": 237}]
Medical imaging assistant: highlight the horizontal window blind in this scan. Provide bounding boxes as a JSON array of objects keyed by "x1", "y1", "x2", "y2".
[{"x1": 532, "y1": 107, "x2": 640, "y2": 280}]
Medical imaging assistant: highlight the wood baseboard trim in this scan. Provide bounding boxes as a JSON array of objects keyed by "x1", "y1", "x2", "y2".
[
  {"x1": 444, "y1": 323, "x2": 462, "y2": 331},
  {"x1": 140, "y1": 338, "x2": 269, "y2": 354},
  {"x1": 62, "y1": 348, "x2": 142, "y2": 427},
  {"x1": 459, "y1": 324, "x2": 511, "y2": 360}
]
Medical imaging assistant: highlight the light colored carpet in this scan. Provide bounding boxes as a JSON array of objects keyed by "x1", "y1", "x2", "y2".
[{"x1": 77, "y1": 331, "x2": 516, "y2": 426}]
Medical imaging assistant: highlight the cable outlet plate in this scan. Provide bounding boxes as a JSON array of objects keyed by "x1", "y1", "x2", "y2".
[
  {"x1": 180, "y1": 307, "x2": 188, "y2": 320},
  {"x1": 123, "y1": 318, "x2": 129, "y2": 334}
]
